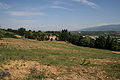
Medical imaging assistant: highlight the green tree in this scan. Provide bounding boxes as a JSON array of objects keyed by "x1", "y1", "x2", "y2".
[
  {"x1": 25, "y1": 32, "x2": 35, "y2": 39},
  {"x1": 0, "y1": 34, "x2": 3, "y2": 40},
  {"x1": 79, "y1": 36, "x2": 91, "y2": 47},
  {"x1": 59, "y1": 29, "x2": 70, "y2": 41},
  {"x1": 105, "y1": 35, "x2": 113, "y2": 49},
  {"x1": 68, "y1": 34, "x2": 79, "y2": 45},
  {"x1": 95, "y1": 35, "x2": 106, "y2": 49},
  {"x1": 89, "y1": 39, "x2": 95, "y2": 48},
  {"x1": 37, "y1": 33, "x2": 45, "y2": 41},
  {"x1": 111, "y1": 39, "x2": 119, "y2": 51},
  {"x1": 18, "y1": 28, "x2": 26, "y2": 36}
]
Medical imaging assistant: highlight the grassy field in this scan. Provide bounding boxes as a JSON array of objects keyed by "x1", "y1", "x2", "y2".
[{"x1": 0, "y1": 38, "x2": 120, "y2": 80}]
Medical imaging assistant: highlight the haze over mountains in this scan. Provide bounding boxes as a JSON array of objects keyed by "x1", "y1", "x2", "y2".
[{"x1": 80, "y1": 24, "x2": 120, "y2": 31}]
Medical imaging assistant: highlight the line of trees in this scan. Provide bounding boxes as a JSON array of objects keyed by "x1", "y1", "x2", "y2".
[
  {"x1": 59, "y1": 29, "x2": 120, "y2": 51},
  {"x1": 2, "y1": 28, "x2": 60, "y2": 41},
  {"x1": 1, "y1": 28, "x2": 120, "y2": 51}
]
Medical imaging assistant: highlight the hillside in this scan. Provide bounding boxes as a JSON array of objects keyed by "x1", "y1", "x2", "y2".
[
  {"x1": 0, "y1": 38, "x2": 120, "y2": 80},
  {"x1": 80, "y1": 24, "x2": 120, "y2": 31}
]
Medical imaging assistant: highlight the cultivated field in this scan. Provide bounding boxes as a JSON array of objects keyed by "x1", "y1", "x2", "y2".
[{"x1": 0, "y1": 38, "x2": 120, "y2": 80}]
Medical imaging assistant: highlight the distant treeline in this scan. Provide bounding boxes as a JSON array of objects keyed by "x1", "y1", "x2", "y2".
[
  {"x1": 73, "y1": 31, "x2": 120, "y2": 37},
  {"x1": 0, "y1": 28, "x2": 120, "y2": 51},
  {"x1": 60, "y1": 29, "x2": 120, "y2": 51}
]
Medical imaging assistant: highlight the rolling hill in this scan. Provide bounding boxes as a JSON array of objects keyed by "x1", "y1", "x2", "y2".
[
  {"x1": 80, "y1": 24, "x2": 120, "y2": 31},
  {"x1": 0, "y1": 38, "x2": 120, "y2": 80}
]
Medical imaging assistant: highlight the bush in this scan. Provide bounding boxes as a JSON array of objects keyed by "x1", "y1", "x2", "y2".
[
  {"x1": 45, "y1": 37, "x2": 50, "y2": 41},
  {"x1": 25, "y1": 68, "x2": 46, "y2": 80},
  {"x1": 0, "y1": 72, "x2": 10, "y2": 79},
  {"x1": 0, "y1": 34, "x2": 3, "y2": 40},
  {"x1": 79, "y1": 36, "x2": 91, "y2": 47},
  {"x1": 37, "y1": 37, "x2": 44, "y2": 41},
  {"x1": 4, "y1": 32, "x2": 16, "y2": 38}
]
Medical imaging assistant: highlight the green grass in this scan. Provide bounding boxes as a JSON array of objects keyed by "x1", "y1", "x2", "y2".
[
  {"x1": 104, "y1": 63, "x2": 120, "y2": 79},
  {"x1": 24, "y1": 67, "x2": 46, "y2": 80},
  {"x1": 0, "y1": 47, "x2": 119, "y2": 65},
  {"x1": 0, "y1": 38, "x2": 120, "y2": 79}
]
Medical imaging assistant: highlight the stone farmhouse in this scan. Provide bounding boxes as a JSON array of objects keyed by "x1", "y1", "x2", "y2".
[{"x1": 46, "y1": 34, "x2": 58, "y2": 41}]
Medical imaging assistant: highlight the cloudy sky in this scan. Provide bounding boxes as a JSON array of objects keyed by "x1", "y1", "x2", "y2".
[{"x1": 0, "y1": 0, "x2": 120, "y2": 31}]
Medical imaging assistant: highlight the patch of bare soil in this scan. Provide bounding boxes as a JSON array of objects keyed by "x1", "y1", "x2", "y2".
[
  {"x1": 112, "y1": 51, "x2": 120, "y2": 54},
  {"x1": 89, "y1": 59, "x2": 120, "y2": 64},
  {"x1": 0, "y1": 60, "x2": 58, "y2": 80},
  {"x1": 0, "y1": 60, "x2": 110, "y2": 80}
]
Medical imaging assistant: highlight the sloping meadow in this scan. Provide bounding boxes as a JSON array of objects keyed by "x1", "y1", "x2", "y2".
[{"x1": 0, "y1": 38, "x2": 120, "y2": 80}]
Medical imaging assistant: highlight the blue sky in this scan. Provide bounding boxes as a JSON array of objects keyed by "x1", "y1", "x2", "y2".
[{"x1": 0, "y1": 0, "x2": 120, "y2": 31}]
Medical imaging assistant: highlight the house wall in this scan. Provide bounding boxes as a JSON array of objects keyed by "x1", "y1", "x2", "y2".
[{"x1": 49, "y1": 36, "x2": 57, "y2": 40}]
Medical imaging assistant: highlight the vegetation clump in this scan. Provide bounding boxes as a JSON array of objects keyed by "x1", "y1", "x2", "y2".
[
  {"x1": 0, "y1": 71, "x2": 10, "y2": 79},
  {"x1": 26, "y1": 68, "x2": 46, "y2": 80}
]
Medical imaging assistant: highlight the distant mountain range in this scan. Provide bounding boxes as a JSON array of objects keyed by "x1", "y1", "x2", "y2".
[{"x1": 80, "y1": 24, "x2": 120, "y2": 31}]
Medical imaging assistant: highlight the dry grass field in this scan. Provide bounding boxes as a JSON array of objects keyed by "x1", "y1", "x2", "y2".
[{"x1": 0, "y1": 38, "x2": 120, "y2": 80}]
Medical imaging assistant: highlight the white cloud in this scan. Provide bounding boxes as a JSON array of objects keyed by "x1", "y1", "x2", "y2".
[
  {"x1": 50, "y1": 6, "x2": 72, "y2": 11},
  {"x1": 53, "y1": 1, "x2": 62, "y2": 5},
  {"x1": 73, "y1": 0, "x2": 97, "y2": 8},
  {"x1": 0, "y1": 2, "x2": 9, "y2": 9},
  {"x1": 52, "y1": 0, "x2": 72, "y2": 6},
  {"x1": 6, "y1": 11, "x2": 45, "y2": 16},
  {"x1": 52, "y1": 1, "x2": 71, "y2": 5}
]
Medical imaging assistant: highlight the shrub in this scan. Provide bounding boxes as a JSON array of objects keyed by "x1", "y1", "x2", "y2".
[
  {"x1": 4, "y1": 32, "x2": 16, "y2": 38},
  {"x1": 0, "y1": 34, "x2": 3, "y2": 40},
  {"x1": 0, "y1": 72, "x2": 10, "y2": 79}
]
